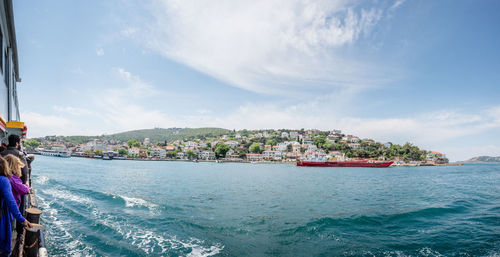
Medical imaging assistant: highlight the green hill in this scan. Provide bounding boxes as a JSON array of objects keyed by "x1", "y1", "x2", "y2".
[
  {"x1": 59, "y1": 127, "x2": 232, "y2": 144},
  {"x1": 106, "y1": 127, "x2": 232, "y2": 143}
]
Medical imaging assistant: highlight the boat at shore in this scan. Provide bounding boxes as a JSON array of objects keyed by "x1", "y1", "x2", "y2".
[
  {"x1": 297, "y1": 160, "x2": 394, "y2": 167},
  {"x1": 40, "y1": 149, "x2": 71, "y2": 158}
]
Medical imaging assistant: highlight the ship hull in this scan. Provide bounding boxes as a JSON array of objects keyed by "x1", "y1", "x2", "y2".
[{"x1": 297, "y1": 160, "x2": 394, "y2": 168}]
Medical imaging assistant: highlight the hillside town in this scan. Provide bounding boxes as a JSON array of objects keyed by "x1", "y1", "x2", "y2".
[{"x1": 25, "y1": 129, "x2": 449, "y2": 165}]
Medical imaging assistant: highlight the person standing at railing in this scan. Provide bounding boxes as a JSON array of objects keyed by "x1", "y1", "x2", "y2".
[
  {"x1": 0, "y1": 156, "x2": 32, "y2": 257},
  {"x1": 4, "y1": 155, "x2": 30, "y2": 208},
  {"x1": 0, "y1": 135, "x2": 29, "y2": 185}
]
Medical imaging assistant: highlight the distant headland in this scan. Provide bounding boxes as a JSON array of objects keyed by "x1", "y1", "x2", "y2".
[
  {"x1": 24, "y1": 127, "x2": 450, "y2": 166},
  {"x1": 463, "y1": 156, "x2": 500, "y2": 163}
]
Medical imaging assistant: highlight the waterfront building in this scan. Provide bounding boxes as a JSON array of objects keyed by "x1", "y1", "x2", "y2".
[
  {"x1": 289, "y1": 131, "x2": 298, "y2": 140},
  {"x1": 144, "y1": 138, "x2": 150, "y2": 146},
  {"x1": 246, "y1": 153, "x2": 263, "y2": 161},
  {"x1": 151, "y1": 147, "x2": 166, "y2": 158},
  {"x1": 128, "y1": 147, "x2": 140, "y2": 157},
  {"x1": 200, "y1": 151, "x2": 215, "y2": 160},
  {"x1": 263, "y1": 150, "x2": 283, "y2": 160}
]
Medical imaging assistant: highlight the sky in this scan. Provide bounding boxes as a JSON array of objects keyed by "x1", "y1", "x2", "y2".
[{"x1": 12, "y1": 0, "x2": 500, "y2": 161}]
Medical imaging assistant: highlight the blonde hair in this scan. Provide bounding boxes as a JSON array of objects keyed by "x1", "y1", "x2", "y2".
[
  {"x1": 0, "y1": 156, "x2": 10, "y2": 177},
  {"x1": 4, "y1": 154, "x2": 24, "y2": 177}
]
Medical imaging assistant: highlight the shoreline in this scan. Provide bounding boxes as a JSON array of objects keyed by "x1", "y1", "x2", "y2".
[{"x1": 33, "y1": 153, "x2": 462, "y2": 166}]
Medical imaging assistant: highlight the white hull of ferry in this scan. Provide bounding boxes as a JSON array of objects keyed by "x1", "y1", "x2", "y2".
[{"x1": 40, "y1": 150, "x2": 71, "y2": 158}]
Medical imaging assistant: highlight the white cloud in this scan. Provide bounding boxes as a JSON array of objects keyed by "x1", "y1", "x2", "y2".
[
  {"x1": 191, "y1": 103, "x2": 500, "y2": 161},
  {"x1": 93, "y1": 68, "x2": 173, "y2": 130},
  {"x1": 52, "y1": 106, "x2": 92, "y2": 116},
  {"x1": 96, "y1": 48, "x2": 105, "y2": 56},
  {"x1": 23, "y1": 66, "x2": 500, "y2": 162},
  {"x1": 21, "y1": 112, "x2": 100, "y2": 137},
  {"x1": 137, "y1": 0, "x2": 396, "y2": 95},
  {"x1": 121, "y1": 27, "x2": 137, "y2": 37}
]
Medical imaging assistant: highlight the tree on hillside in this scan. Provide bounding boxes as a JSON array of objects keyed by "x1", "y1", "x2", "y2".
[
  {"x1": 286, "y1": 144, "x2": 293, "y2": 152},
  {"x1": 24, "y1": 139, "x2": 40, "y2": 149},
  {"x1": 215, "y1": 143, "x2": 230, "y2": 159},
  {"x1": 314, "y1": 136, "x2": 326, "y2": 149},
  {"x1": 186, "y1": 150, "x2": 197, "y2": 160},
  {"x1": 118, "y1": 149, "x2": 128, "y2": 155},
  {"x1": 127, "y1": 139, "x2": 140, "y2": 148},
  {"x1": 250, "y1": 143, "x2": 262, "y2": 153},
  {"x1": 265, "y1": 139, "x2": 277, "y2": 146}
]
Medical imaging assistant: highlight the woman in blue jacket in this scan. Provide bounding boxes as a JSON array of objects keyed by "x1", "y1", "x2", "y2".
[{"x1": 0, "y1": 156, "x2": 31, "y2": 256}]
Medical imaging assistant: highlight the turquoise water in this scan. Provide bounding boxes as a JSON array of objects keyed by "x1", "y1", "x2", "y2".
[{"x1": 32, "y1": 156, "x2": 499, "y2": 256}]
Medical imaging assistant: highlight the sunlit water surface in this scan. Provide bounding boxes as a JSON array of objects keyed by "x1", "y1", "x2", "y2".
[{"x1": 32, "y1": 156, "x2": 500, "y2": 256}]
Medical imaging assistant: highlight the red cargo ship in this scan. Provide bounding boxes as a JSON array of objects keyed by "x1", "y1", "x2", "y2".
[{"x1": 296, "y1": 160, "x2": 394, "y2": 168}]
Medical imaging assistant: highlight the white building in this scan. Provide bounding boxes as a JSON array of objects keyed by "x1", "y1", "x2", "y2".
[
  {"x1": 225, "y1": 140, "x2": 239, "y2": 148},
  {"x1": 152, "y1": 148, "x2": 166, "y2": 158},
  {"x1": 281, "y1": 132, "x2": 289, "y2": 138},
  {"x1": 263, "y1": 150, "x2": 283, "y2": 160},
  {"x1": 200, "y1": 151, "x2": 215, "y2": 160},
  {"x1": 307, "y1": 144, "x2": 317, "y2": 151},
  {"x1": 246, "y1": 153, "x2": 263, "y2": 161},
  {"x1": 277, "y1": 142, "x2": 290, "y2": 151},
  {"x1": 144, "y1": 138, "x2": 151, "y2": 146},
  {"x1": 128, "y1": 147, "x2": 140, "y2": 156},
  {"x1": 332, "y1": 129, "x2": 342, "y2": 135},
  {"x1": 348, "y1": 143, "x2": 360, "y2": 149},
  {"x1": 185, "y1": 141, "x2": 197, "y2": 148}
]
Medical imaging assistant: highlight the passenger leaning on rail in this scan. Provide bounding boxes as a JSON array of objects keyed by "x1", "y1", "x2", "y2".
[
  {"x1": 0, "y1": 135, "x2": 29, "y2": 185},
  {"x1": 4, "y1": 155, "x2": 30, "y2": 208},
  {"x1": 0, "y1": 156, "x2": 32, "y2": 256}
]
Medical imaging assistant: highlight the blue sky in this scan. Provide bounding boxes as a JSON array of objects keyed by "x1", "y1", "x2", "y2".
[{"x1": 13, "y1": 0, "x2": 500, "y2": 161}]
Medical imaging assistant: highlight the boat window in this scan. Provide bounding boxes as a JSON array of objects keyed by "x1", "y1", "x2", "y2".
[
  {"x1": 0, "y1": 28, "x2": 2, "y2": 74},
  {"x1": 4, "y1": 49, "x2": 7, "y2": 86}
]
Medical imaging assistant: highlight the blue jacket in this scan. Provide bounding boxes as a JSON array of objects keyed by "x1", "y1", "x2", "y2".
[{"x1": 0, "y1": 176, "x2": 25, "y2": 253}]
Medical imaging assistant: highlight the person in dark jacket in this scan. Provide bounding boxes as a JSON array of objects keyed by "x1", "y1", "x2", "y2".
[
  {"x1": 0, "y1": 135, "x2": 29, "y2": 185},
  {"x1": 0, "y1": 156, "x2": 31, "y2": 256}
]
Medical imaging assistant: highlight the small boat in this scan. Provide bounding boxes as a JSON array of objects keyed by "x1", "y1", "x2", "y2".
[{"x1": 103, "y1": 151, "x2": 115, "y2": 160}]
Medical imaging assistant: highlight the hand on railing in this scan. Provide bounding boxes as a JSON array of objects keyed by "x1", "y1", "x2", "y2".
[{"x1": 22, "y1": 220, "x2": 33, "y2": 229}]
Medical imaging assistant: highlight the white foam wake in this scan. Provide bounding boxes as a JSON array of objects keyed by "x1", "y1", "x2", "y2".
[
  {"x1": 37, "y1": 192, "x2": 97, "y2": 256},
  {"x1": 118, "y1": 195, "x2": 159, "y2": 210},
  {"x1": 36, "y1": 175, "x2": 50, "y2": 185}
]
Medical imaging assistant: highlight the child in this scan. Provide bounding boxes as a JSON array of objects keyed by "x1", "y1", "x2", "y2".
[{"x1": 4, "y1": 155, "x2": 30, "y2": 208}]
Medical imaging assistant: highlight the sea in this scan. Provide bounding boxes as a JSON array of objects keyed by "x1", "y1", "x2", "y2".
[{"x1": 32, "y1": 155, "x2": 499, "y2": 256}]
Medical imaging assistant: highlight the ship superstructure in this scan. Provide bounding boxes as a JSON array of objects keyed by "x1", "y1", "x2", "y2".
[
  {"x1": 0, "y1": 2, "x2": 47, "y2": 256},
  {"x1": 0, "y1": 0, "x2": 25, "y2": 142}
]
